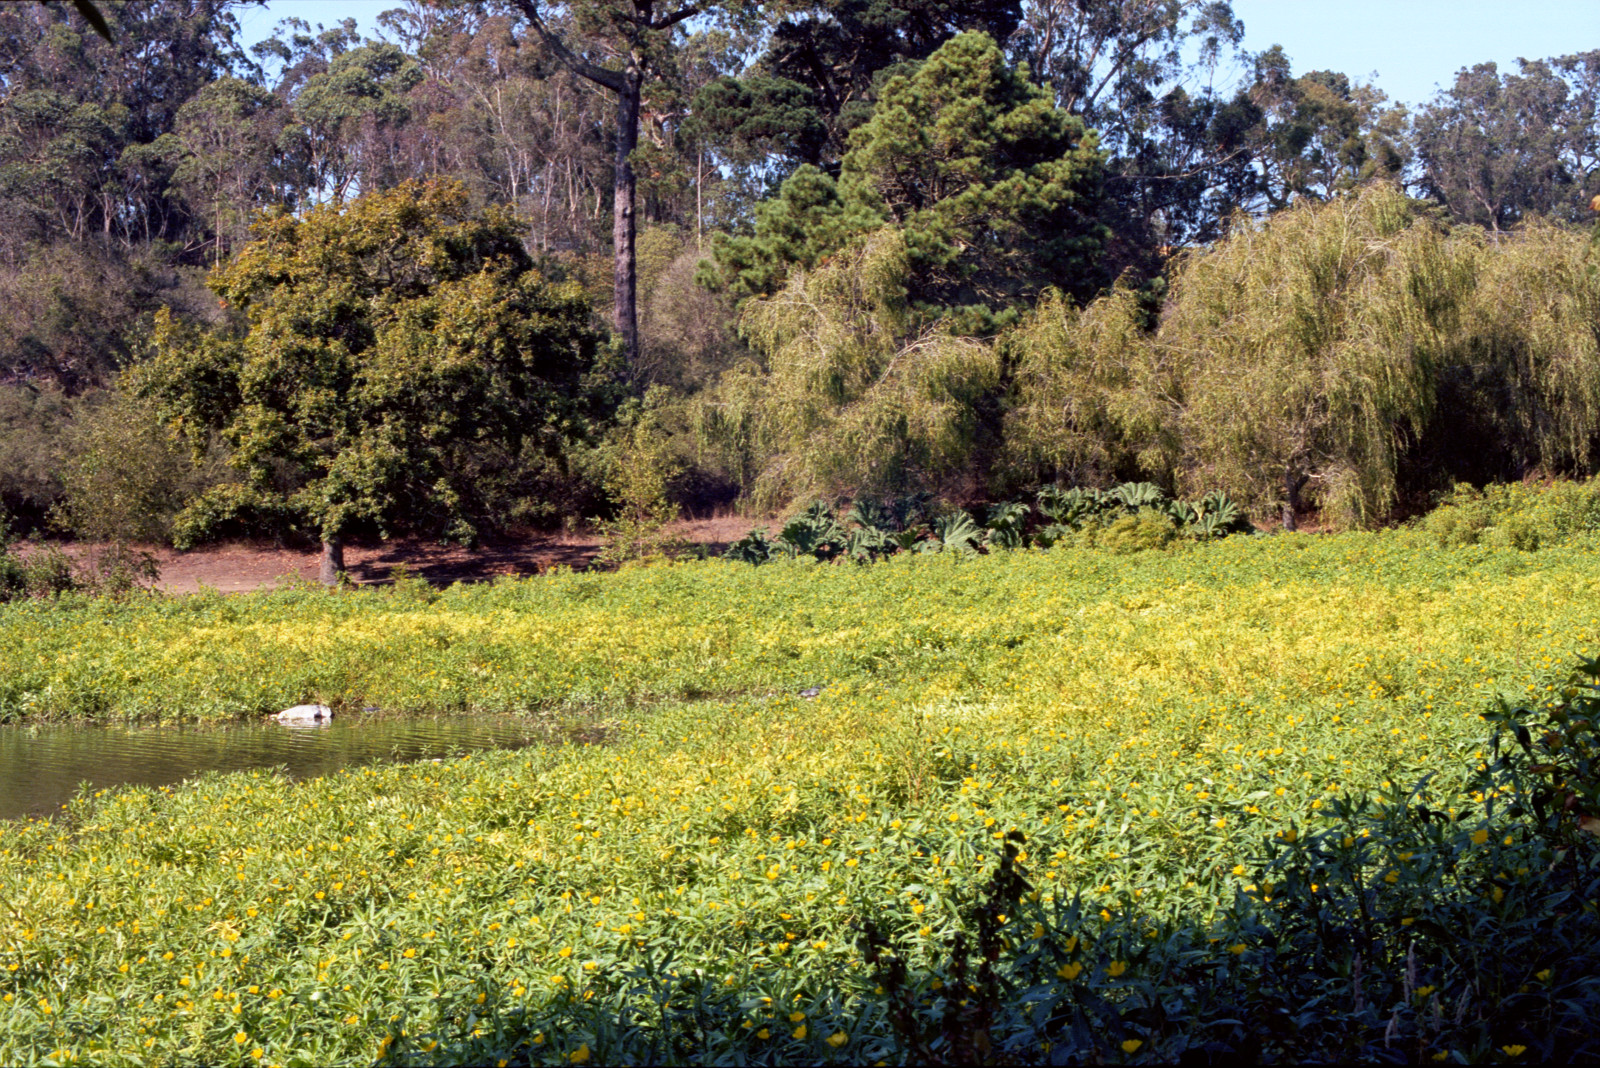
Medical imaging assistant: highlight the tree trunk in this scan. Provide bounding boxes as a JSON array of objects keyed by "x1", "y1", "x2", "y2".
[
  {"x1": 319, "y1": 537, "x2": 345, "y2": 587},
  {"x1": 1282, "y1": 469, "x2": 1303, "y2": 531},
  {"x1": 613, "y1": 73, "x2": 642, "y2": 372}
]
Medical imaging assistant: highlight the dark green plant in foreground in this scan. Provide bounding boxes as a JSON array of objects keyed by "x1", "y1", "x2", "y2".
[{"x1": 727, "y1": 483, "x2": 1254, "y2": 566}]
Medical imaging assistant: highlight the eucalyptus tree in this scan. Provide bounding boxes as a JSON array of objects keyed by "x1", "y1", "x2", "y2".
[
  {"x1": 1415, "y1": 53, "x2": 1600, "y2": 231},
  {"x1": 171, "y1": 77, "x2": 286, "y2": 264},
  {"x1": 506, "y1": 0, "x2": 712, "y2": 372}
]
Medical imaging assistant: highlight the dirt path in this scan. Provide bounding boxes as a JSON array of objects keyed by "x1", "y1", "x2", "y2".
[{"x1": 27, "y1": 516, "x2": 767, "y2": 594}]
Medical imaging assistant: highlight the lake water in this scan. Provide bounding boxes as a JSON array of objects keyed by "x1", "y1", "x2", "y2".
[{"x1": 0, "y1": 713, "x2": 559, "y2": 820}]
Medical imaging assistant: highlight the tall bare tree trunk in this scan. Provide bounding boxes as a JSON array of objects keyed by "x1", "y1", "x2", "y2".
[
  {"x1": 613, "y1": 75, "x2": 641, "y2": 370},
  {"x1": 319, "y1": 537, "x2": 345, "y2": 587}
]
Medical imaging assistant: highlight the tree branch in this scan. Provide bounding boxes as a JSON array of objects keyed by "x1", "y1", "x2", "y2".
[
  {"x1": 507, "y1": 0, "x2": 627, "y2": 93},
  {"x1": 650, "y1": 4, "x2": 703, "y2": 31}
]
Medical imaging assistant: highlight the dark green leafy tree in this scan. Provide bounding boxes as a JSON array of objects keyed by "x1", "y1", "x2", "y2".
[
  {"x1": 718, "y1": 0, "x2": 1023, "y2": 162},
  {"x1": 710, "y1": 30, "x2": 1108, "y2": 329},
  {"x1": 136, "y1": 180, "x2": 609, "y2": 583}
]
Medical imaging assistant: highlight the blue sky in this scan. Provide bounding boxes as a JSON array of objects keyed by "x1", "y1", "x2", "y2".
[{"x1": 237, "y1": 0, "x2": 1600, "y2": 108}]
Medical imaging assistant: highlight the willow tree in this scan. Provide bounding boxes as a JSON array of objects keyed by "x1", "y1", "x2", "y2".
[
  {"x1": 1464, "y1": 220, "x2": 1600, "y2": 475},
  {"x1": 1000, "y1": 284, "x2": 1177, "y2": 493},
  {"x1": 1157, "y1": 184, "x2": 1473, "y2": 529},
  {"x1": 705, "y1": 230, "x2": 1001, "y2": 508}
]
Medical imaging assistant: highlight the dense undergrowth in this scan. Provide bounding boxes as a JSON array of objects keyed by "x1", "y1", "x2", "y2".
[{"x1": 3, "y1": 492, "x2": 1600, "y2": 1063}]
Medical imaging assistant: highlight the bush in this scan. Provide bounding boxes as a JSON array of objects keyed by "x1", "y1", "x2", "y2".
[
  {"x1": 58, "y1": 388, "x2": 231, "y2": 543},
  {"x1": 0, "y1": 540, "x2": 160, "y2": 603},
  {"x1": 0, "y1": 382, "x2": 76, "y2": 536},
  {"x1": 1422, "y1": 478, "x2": 1600, "y2": 550},
  {"x1": 1076, "y1": 508, "x2": 1179, "y2": 554}
]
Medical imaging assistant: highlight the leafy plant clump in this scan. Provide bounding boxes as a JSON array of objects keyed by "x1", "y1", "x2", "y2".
[
  {"x1": 0, "y1": 518, "x2": 159, "y2": 604},
  {"x1": 726, "y1": 482, "x2": 1253, "y2": 566},
  {"x1": 856, "y1": 683, "x2": 1600, "y2": 1063}
]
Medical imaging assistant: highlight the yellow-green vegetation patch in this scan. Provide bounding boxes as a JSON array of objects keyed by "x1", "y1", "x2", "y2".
[{"x1": 2, "y1": 531, "x2": 1599, "y2": 1063}]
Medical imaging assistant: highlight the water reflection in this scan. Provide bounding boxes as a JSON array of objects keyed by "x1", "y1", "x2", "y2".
[{"x1": 0, "y1": 714, "x2": 555, "y2": 820}]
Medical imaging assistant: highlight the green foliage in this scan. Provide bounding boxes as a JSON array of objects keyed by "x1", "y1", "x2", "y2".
[
  {"x1": 715, "y1": 231, "x2": 1004, "y2": 507},
  {"x1": 727, "y1": 481, "x2": 1248, "y2": 568},
  {"x1": 591, "y1": 395, "x2": 685, "y2": 567},
  {"x1": 0, "y1": 540, "x2": 159, "y2": 604},
  {"x1": 7, "y1": 525, "x2": 1600, "y2": 1062},
  {"x1": 710, "y1": 32, "x2": 1109, "y2": 328},
  {"x1": 57, "y1": 388, "x2": 231, "y2": 543},
  {"x1": 1415, "y1": 54, "x2": 1600, "y2": 231},
  {"x1": 713, "y1": 0, "x2": 1023, "y2": 163},
  {"x1": 0, "y1": 383, "x2": 75, "y2": 535},
  {"x1": 722, "y1": 526, "x2": 779, "y2": 565},
  {"x1": 1422, "y1": 479, "x2": 1600, "y2": 551},
  {"x1": 1158, "y1": 184, "x2": 1457, "y2": 528},
  {"x1": 1004, "y1": 185, "x2": 1600, "y2": 529},
  {"x1": 1073, "y1": 508, "x2": 1179, "y2": 554},
  {"x1": 136, "y1": 180, "x2": 610, "y2": 550}
]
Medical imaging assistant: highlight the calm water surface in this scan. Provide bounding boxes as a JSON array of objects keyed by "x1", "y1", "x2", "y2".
[{"x1": 0, "y1": 714, "x2": 555, "y2": 820}]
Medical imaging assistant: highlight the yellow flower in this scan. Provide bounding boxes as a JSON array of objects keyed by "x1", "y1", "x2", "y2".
[
  {"x1": 1228, "y1": 943, "x2": 1247, "y2": 955},
  {"x1": 827, "y1": 1032, "x2": 848, "y2": 1048},
  {"x1": 1537, "y1": 969, "x2": 1552, "y2": 981},
  {"x1": 1501, "y1": 1045, "x2": 1526, "y2": 1057},
  {"x1": 1231, "y1": 864, "x2": 1247, "y2": 876},
  {"x1": 234, "y1": 1033, "x2": 249, "y2": 1045},
  {"x1": 756, "y1": 1028, "x2": 770, "y2": 1039},
  {"x1": 569, "y1": 1043, "x2": 591, "y2": 1063},
  {"x1": 1471, "y1": 829, "x2": 1489, "y2": 846},
  {"x1": 1056, "y1": 962, "x2": 1083, "y2": 980},
  {"x1": 1122, "y1": 1039, "x2": 1143, "y2": 1053},
  {"x1": 558, "y1": 946, "x2": 574, "y2": 958},
  {"x1": 1108, "y1": 961, "x2": 1128, "y2": 977},
  {"x1": 789, "y1": 1011, "x2": 805, "y2": 1023},
  {"x1": 792, "y1": 1024, "x2": 807, "y2": 1040}
]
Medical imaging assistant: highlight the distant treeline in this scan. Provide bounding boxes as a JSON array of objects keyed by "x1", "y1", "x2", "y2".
[{"x1": 2, "y1": 2, "x2": 1598, "y2": 548}]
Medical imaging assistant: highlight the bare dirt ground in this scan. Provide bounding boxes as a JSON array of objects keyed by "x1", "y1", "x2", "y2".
[{"x1": 27, "y1": 516, "x2": 767, "y2": 594}]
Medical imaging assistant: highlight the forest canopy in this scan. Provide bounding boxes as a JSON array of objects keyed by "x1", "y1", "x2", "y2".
[{"x1": 2, "y1": 0, "x2": 1598, "y2": 555}]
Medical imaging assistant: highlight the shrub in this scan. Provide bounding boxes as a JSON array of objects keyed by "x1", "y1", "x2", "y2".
[
  {"x1": 58, "y1": 388, "x2": 230, "y2": 543},
  {"x1": 1422, "y1": 478, "x2": 1600, "y2": 550}
]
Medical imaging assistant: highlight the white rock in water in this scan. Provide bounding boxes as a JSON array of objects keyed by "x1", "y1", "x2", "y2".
[{"x1": 276, "y1": 704, "x2": 333, "y2": 723}]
